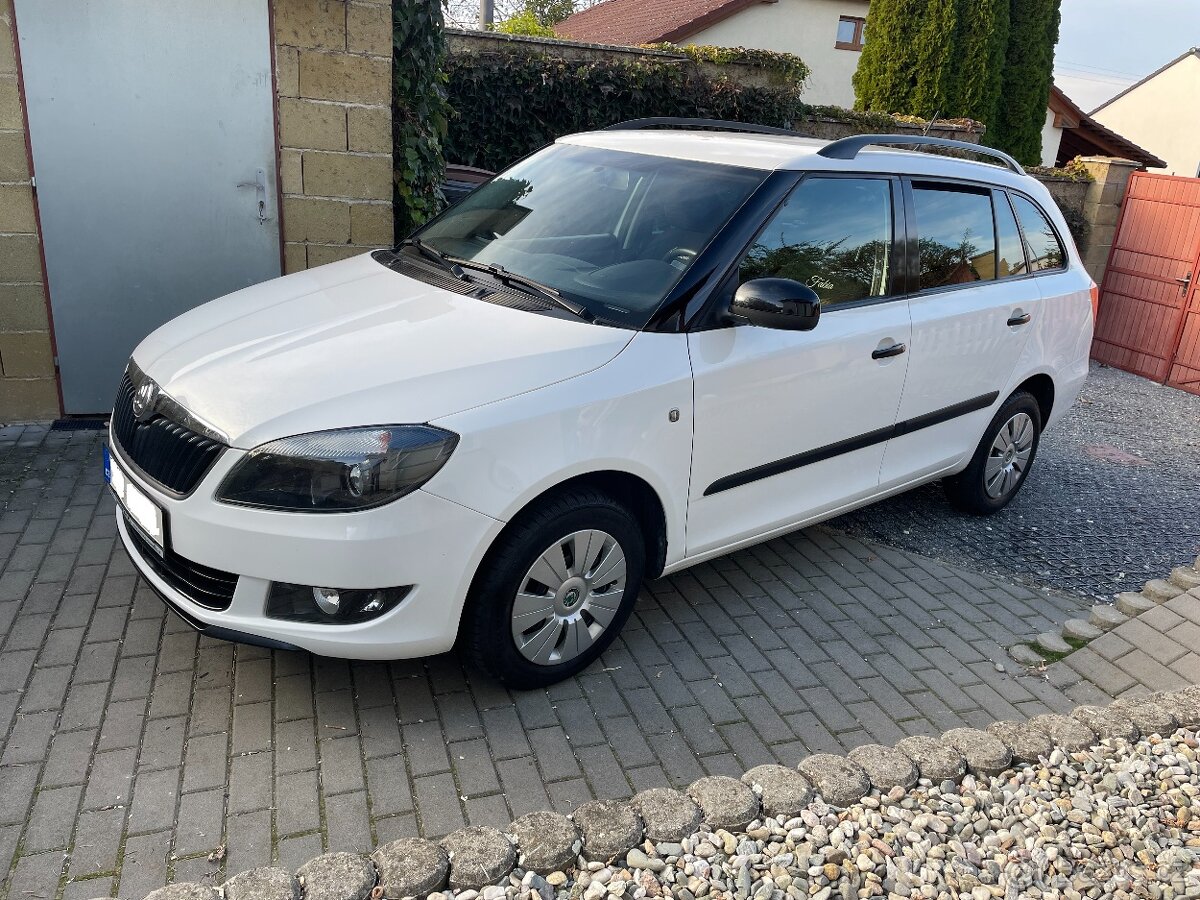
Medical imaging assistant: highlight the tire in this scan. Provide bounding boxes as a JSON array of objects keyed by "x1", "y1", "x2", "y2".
[
  {"x1": 943, "y1": 390, "x2": 1042, "y2": 515},
  {"x1": 462, "y1": 488, "x2": 646, "y2": 689}
]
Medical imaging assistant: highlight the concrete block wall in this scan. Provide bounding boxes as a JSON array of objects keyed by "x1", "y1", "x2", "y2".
[
  {"x1": 274, "y1": 0, "x2": 394, "y2": 272},
  {"x1": 1078, "y1": 157, "x2": 1141, "y2": 287},
  {"x1": 0, "y1": 0, "x2": 58, "y2": 421}
]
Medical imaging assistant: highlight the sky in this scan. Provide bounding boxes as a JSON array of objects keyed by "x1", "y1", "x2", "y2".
[{"x1": 1055, "y1": 0, "x2": 1200, "y2": 112}]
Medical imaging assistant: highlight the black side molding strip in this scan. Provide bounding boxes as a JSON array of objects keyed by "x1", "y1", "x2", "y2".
[{"x1": 704, "y1": 391, "x2": 1000, "y2": 497}]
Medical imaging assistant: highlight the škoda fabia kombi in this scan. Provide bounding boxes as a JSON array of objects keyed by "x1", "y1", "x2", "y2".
[{"x1": 107, "y1": 123, "x2": 1094, "y2": 687}]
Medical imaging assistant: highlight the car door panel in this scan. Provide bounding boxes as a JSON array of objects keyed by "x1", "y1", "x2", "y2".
[
  {"x1": 880, "y1": 183, "x2": 1040, "y2": 487},
  {"x1": 687, "y1": 304, "x2": 911, "y2": 556},
  {"x1": 685, "y1": 175, "x2": 909, "y2": 557}
]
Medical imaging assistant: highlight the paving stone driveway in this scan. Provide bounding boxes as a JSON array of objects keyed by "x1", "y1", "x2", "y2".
[{"x1": 0, "y1": 425, "x2": 1114, "y2": 899}]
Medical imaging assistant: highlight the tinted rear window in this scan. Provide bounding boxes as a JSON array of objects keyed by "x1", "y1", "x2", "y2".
[{"x1": 912, "y1": 184, "x2": 997, "y2": 289}]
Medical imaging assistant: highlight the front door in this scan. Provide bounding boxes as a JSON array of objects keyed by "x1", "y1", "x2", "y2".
[
  {"x1": 14, "y1": 0, "x2": 281, "y2": 413},
  {"x1": 880, "y1": 183, "x2": 1046, "y2": 486},
  {"x1": 687, "y1": 175, "x2": 910, "y2": 557}
]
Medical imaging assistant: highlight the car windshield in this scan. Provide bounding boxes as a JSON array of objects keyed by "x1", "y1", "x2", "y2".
[{"x1": 414, "y1": 143, "x2": 768, "y2": 328}]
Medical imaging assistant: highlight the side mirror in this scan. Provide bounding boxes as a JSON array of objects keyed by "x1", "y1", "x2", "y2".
[{"x1": 730, "y1": 278, "x2": 821, "y2": 331}]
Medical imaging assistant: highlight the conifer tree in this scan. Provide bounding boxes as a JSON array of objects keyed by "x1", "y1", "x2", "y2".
[{"x1": 989, "y1": 0, "x2": 1061, "y2": 163}]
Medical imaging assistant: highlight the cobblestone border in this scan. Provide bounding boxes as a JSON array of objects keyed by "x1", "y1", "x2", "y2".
[
  {"x1": 111, "y1": 684, "x2": 1200, "y2": 900},
  {"x1": 1010, "y1": 555, "x2": 1200, "y2": 665}
]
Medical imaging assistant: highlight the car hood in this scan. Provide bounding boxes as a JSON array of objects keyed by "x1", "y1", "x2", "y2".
[{"x1": 133, "y1": 253, "x2": 634, "y2": 449}]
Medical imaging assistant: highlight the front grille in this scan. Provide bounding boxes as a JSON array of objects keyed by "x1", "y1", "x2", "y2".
[
  {"x1": 111, "y1": 373, "x2": 225, "y2": 495},
  {"x1": 123, "y1": 514, "x2": 238, "y2": 611}
]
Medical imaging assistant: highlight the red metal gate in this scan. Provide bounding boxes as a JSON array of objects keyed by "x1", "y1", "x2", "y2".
[{"x1": 1092, "y1": 171, "x2": 1200, "y2": 395}]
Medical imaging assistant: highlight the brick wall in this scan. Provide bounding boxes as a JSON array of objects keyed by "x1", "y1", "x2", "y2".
[
  {"x1": 0, "y1": 0, "x2": 58, "y2": 421},
  {"x1": 274, "y1": 0, "x2": 395, "y2": 273}
]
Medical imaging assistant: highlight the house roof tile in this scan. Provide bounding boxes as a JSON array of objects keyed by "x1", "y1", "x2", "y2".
[{"x1": 555, "y1": 0, "x2": 775, "y2": 46}]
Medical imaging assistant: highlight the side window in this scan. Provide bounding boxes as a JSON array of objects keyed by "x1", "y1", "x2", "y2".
[
  {"x1": 739, "y1": 178, "x2": 893, "y2": 307},
  {"x1": 912, "y1": 183, "x2": 997, "y2": 289},
  {"x1": 1011, "y1": 195, "x2": 1067, "y2": 271},
  {"x1": 995, "y1": 192, "x2": 1028, "y2": 277}
]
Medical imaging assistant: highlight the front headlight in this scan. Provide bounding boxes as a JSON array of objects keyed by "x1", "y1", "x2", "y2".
[{"x1": 215, "y1": 425, "x2": 458, "y2": 512}]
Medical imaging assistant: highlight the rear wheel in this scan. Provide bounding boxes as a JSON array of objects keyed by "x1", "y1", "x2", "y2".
[
  {"x1": 462, "y1": 488, "x2": 645, "y2": 688},
  {"x1": 944, "y1": 391, "x2": 1041, "y2": 515}
]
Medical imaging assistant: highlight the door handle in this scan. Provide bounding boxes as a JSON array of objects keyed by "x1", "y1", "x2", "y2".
[
  {"x1": 1007, "y1": 312, "x2": 1031, "y2": 326},
  {"x1": 236, "y1": 167, "x2": 272, "y2": 225},
  {"x1": 871, "y1": 342, "x2": 907, "y2": 360},
  {"x1": 1178, "y1": 272, "x2": 1193, "y2": 296}
]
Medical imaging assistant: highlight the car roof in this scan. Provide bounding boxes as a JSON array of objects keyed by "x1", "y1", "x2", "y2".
[{"x1": 561, "y1": 129, "x2": 1037, "y2": 192}]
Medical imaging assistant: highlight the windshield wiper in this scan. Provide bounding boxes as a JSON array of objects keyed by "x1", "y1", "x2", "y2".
[
  {"x1": 446, "y1": 259, "x2": 593, "y2": 322},
  {"x1": 398, "y1": 238, "x2": 470, "y2": 282}
]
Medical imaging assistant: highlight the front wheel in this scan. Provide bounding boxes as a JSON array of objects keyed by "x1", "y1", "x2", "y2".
[
  {"x1": 943, "y1": 391, "x2": 1041, "y2": 515},
  {"x1": 461, "y1": 488, "x2": 645, "y2": 688}
]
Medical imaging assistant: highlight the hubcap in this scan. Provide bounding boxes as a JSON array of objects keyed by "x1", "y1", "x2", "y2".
[
  {"x1": 984, "y1": 412, "x2": 1035, "y2": 499},
  {"x1": 511, "y1": 529, "x2": 627, "y2": 666}
]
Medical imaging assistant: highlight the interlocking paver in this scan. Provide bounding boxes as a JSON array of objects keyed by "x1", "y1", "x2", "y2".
[{"x1": 0, "y1": 423, "x2": 1191, "y2": 897}]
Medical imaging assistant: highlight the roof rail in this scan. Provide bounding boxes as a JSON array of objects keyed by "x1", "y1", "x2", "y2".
[
  {"x1": 816, "y1": 134, "x2": 1026, "y2": 175},
  {"x1": 604, "y1": 117, "x2": 805, "y2": 138}
]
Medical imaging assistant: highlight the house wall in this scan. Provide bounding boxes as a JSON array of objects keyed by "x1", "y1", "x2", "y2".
[
  {"x1": 685, "y1": 0, "x2": 870, "y2": 107},
  {"x1": 0, "y1": 0, "x2": 57, "y2": 420},
  {"x1": 273, "y1": 0, "x2": 394, "y2": 273},
  {"x1": 1092, "y1": 53, "x2": 1200, "y2": 178},
  {"x1": 1041, "y1": 108, "x2": 1062, "y2": 168}
]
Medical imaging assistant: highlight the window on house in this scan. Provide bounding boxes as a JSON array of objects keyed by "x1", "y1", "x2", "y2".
[{"x1": 836, "y1": 16, "x2": 866, "y2": 51}]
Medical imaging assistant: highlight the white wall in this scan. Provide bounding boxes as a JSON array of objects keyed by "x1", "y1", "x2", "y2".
[
  {"x1": 685, "y1": 0, "x2": 870, "y2": 108},
  {"x1": 1041, "y1": 108, "x2": 1062, "y2": 168},
  {"x1": 1092, "y1": 53, "x2": 1200, "y2": 177}
]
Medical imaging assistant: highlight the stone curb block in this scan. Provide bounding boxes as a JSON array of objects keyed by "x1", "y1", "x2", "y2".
[
  {"x1": 1168, "y1": 565, "x2": 1200, "y2": 591},
  {"x1": 1143, "y1": 577, "x2": 1184, "y2": 603},
  {"x1": 986, "y1": 720, "x2": 1052, "y2": 764},
  {"x1": 573, "y1": 799, "x2": 643, "y2": 861},
  {"x1": 630, "y1": 788, "x2": 703, "y2": 842},
  {"x1": 1110, "y1": 697, "x2": 1177, "y2": 736},
  {"x1": 441, "y1": 826, "x2": 517, "y2": 891},
  {"x1": 796, "y1": 753, "x2": 870, "y2": 807},
  {"x1": 1029, "y1": 713, "x2": 1097, "y2": 752},
  {"x1": 895, "y1": 735, "x2": 966, "y2": 782},
  {"x1": 941, "y1": 727, "x2": 1012, "y2": 776},
  {"x1": 144, "y1": 886, "x2": 222, "y2": 900},
  {"x1": 508, "y1": 811, "x2": 580, "y2": 874},
  {"x1": 847, "y1": 744, "x2": 918, "y2": 791},
  {"x1": 373, "y1": 838, "x2": 450, "y2": 899},
  {"x1": 1115, "y1": 591, "x2": 1156, "y2": 617},
  {"x1": 224, "y1": 868, "x2": 301, "y2": 900},
  {"x1": 297, "y1": 853, "x2": 377, "y2": 900},
  {"x1": 686, "y1": 775, "x2": 760, "y2": 829},
  {"x1": 1071, "y1": 704, "x2": 1139, "y2": 742},
  {"x1": 740, "y1": 764, "x2": 814, "y2": 818}
]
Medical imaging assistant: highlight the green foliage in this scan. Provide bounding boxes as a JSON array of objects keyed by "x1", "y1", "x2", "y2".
[
  {"x1": 853, "y1": 0, "x2": 928, "y2": 115},
  {"x1": 642, "y1": 44, "x2": 811, "y2": 86},
  {"x1": 945, "y1": 0, "x2": 1008, "y2": 128},
  {"x1": 989, "y1": 0, "x2": 1062, "y2": 165},
  {"x1": 525, "y1": 0, "x2": 577, "y2": 26},
  {"x1": 854, "y1": 0, "x2": 1059, "y2": 165},
  {"x1": 444, "y1": 47, "x2": 808, "y2": 172},
  {"x1": 494, "y1": 10, "x2": 557, "y2": 36},
  {"x1": 392, "y1": 0, "x2": 451, "y2": 237}
]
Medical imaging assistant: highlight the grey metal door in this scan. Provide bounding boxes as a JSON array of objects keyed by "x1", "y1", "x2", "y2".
[{"x1": 15, "y1": 0, "x2": 281, "y2": 413}]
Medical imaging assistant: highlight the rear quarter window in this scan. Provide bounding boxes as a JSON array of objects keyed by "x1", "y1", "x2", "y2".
[{"x1": 1011, "y1": 194, "x2": 1067, "y2": 272}]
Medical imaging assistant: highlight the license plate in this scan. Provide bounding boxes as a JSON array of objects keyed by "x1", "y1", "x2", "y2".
[{"x1": 104, "y1": 446, "x2": 166, "y2": 554}]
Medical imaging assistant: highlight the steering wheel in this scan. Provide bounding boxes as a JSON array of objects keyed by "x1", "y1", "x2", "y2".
[{"x1": 665, "y1": 247, "x2": 698, "y2": 267}]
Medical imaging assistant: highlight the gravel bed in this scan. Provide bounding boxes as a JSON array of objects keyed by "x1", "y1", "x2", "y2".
[
  {"x1": 830, "y1": 364, "x2": 1200, "y2": 601},
  {"x1": 455, "y1": 731, "x2": 1200, "y2": 900}
]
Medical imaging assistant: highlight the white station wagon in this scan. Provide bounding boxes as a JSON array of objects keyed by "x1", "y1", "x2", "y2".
[{"x1": 107, "y1": 121, "x2": 1095, "y2": 687}]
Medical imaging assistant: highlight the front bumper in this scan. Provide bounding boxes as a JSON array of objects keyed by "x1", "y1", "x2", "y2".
[{"x1": 112, "y1": 442, "x2": 504, "y2": 660}]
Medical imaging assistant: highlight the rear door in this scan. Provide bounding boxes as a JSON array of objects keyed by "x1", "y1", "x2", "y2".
[
  {"x1": 879, "y1": 181, "x2": 1043, "y2": 486},
  {"x1": 686, "y1": 175, "x2": 911, "y2": 557}
]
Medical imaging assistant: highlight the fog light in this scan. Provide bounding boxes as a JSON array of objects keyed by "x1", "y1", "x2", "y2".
[
  {"x1": 267, "y1": 583, "x2": 411, "y2": 624},
  {"x1": 313, "y1": 587, "x2": 341, "y2": 615}
]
